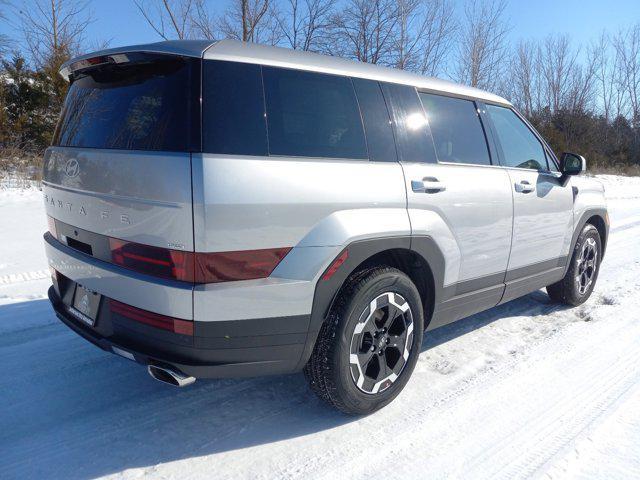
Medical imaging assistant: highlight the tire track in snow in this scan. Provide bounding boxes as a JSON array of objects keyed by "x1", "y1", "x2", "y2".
[{"x1": 466, "y1": 333, "x2": 640, "y2": 479}]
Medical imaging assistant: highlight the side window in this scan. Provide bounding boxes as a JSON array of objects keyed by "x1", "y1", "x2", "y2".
[
  {"x1": 262, "y1": 67, "x2": 367, "y2": 159},
  {"x1": 202, "y1": 60, "x2": 268, "y2": 155},
  {"x1": 381, "y1": 82, "x2": 437, "y2": 164},
  {"x1": 419, "y1": 93, "x2": 491, "y2": 166},
  {"x1": 486, "y1": 105, "x2": 547, "y2": 170},
  {"x1": 352, "y1": 78, "x2": 397, "y2": 162}
]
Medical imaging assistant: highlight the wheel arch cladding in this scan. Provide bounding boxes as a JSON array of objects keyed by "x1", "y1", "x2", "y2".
[
  {"x1": 295, "y1": 235, "x2": 445, "y2": 370},
  {"x1": 585, "y1": 213, "x2": 608, "y2": 258},
  {"x1": 564, "y1": 208, "x2": 609, "y2": 279}
]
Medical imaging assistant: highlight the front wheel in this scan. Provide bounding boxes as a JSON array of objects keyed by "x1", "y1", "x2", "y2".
[
  {"x1": 304, "y1": 267, "x2": 424, "y2": 415},
  {"x1": 547, "y1": 224, "x2": 602, "y2": 306}
]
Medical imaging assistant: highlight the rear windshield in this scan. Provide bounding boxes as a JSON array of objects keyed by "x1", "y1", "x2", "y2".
[{"x1": 53, "y1": 54, "x2": 198, "y2": 152}]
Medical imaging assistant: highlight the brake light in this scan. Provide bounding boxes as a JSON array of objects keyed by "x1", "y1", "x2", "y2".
[
  {"x1": 194, "y1": 248, "x2": 291, "y2": 283},
  {"x1": 109, "y1": 238, "x2": 194, "y2": 282},
  {"x1": 109, "y1": 299, "x2": 193, "y2": 336},
  {"x1": 108, "y1": 237, "x2": 290, "y2": 284}
]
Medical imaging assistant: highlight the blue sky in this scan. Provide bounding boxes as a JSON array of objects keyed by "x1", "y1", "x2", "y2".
[{"x1": 1, "y1": 0, "x2": 638, "y2": 57}]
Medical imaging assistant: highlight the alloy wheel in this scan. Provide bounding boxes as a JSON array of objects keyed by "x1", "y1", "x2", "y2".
[
  {"x1": 576, "y1": 237, "x2": 598, "y2": 295},
  {"x1": 349, "y1": 292, "x2": 414, "y2": 394}
]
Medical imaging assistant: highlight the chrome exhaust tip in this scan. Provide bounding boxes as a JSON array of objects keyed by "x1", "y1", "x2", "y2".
[{"x1": 147, "y1": 364, "x2": 196, "y2": 387}]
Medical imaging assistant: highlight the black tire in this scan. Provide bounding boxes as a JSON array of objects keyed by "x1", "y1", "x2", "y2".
[
  {"x1": 304, "y1": 267, "x2": 424, "y2": 415},
  {"x1": 547, "y1": 224, "x2": 602, "y2": 306}
]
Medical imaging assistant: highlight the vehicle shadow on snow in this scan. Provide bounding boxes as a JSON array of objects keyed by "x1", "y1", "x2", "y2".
[
  {"x1": 421, "y1": 289, "x2": 570, "y2": 352},
  {"x1": 1, "y1": 291, "x2": 569, "y2": 479}
]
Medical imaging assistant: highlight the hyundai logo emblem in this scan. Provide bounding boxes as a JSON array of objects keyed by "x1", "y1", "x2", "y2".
[{"x1": 65, "y1": 158, "x2": 80, "y2": 178}]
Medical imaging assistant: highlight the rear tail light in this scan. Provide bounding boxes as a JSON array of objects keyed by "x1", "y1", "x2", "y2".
[
  {"x1": 109, "y1": 299, "x2": 194, "y2": 336},
  {"x1": 109, "y1": 238, "x2": 194, "y2": 282},
  {"x1": 193, "y1": 248, "x2": 291, "y2": 283},
  {"x1": 108, "y1": 237, "x2": 290, "y2": 284}
]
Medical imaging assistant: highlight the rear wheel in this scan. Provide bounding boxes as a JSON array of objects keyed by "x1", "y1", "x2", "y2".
[
  {"x1": 304, "y1": 267, "x2": 424, "y2": 415},
  {"x1": 547, "y1": 224, "x2": 602, "y2": 306}
]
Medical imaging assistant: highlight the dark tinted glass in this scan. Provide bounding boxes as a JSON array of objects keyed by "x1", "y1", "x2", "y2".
[
  {"x1": 352, "y1": 78, "x2": 397, "y2": 162},
  {"x1": 54, "y1": 55, "x2": 196, "y2": 151},
  {"x1": 263, "y1": 67, "x2": 367, "y2": 158},
  {"x1": 203, "y1": 60, "x2": 268, "y2": 155},
  {"x1": 381, "y1": 82, "x2": 436, "y2": 163},
  {"x1": 419, "y1": 93, "x2": 491, "y2": 165},
  {"x1": 486, "y1": 105, "x2": 547, "y2": 170}
]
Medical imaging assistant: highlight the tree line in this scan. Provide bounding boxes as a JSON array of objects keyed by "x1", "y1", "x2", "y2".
[{"x1": 1, "y1": 0, "x2": 639, "y2": 173}]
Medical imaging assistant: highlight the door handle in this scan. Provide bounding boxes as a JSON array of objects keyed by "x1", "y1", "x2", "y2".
[
  {"x1": 412, "y1": 177, "x2": 446, "y2": 193},
  {"x1": 514, "y1": 180, "x2": 535, "y2": 193}
]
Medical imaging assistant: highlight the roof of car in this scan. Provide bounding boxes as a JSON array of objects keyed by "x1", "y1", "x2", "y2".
[{"x1": 62, "y1": 39, "x2": 511, "y2": 106}]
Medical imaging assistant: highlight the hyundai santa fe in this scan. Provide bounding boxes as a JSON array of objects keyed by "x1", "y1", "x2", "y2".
[{"x1": 44, "y1": 39, "x2": 608, "y2": 414}]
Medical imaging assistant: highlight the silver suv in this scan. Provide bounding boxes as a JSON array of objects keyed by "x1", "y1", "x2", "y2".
[{"x1": 43, "y1": 40, "x2": 608, "y2": 414}]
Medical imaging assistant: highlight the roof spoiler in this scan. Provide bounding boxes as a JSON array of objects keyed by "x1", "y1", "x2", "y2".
[
  {"x1": 59, "y1": 40, "x2": 216, "y2": 81},
  {"x1": 60, "y1": 53, "x2": 132, "y2": 81}
]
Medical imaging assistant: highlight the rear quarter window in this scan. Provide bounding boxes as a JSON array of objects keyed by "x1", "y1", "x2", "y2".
[
  {"x1": 262, "y1": 67, "x2": 367, "y2": 159},
  {"x1": 54, "y1": 55, "x2": 198, "y2": 152},
  {"x1": 202, "y1": 60, "x2": 268, "y2": 156}
]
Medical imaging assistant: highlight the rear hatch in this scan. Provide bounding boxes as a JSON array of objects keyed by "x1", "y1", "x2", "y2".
[{"x1": 44, "y1": 52, "x2": 200, "y2": 265}]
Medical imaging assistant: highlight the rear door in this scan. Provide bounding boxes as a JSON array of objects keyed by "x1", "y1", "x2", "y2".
[
  {"x1": 483, "y1": 104, "x2": 574, "y2": 302},
  {"x1": 392, "y1": 87, "x2": 513, "y2": 328}
]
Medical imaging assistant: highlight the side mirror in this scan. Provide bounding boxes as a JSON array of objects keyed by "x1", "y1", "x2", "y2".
[{"x1": 560, "y1": 152, "x2": 586, "y2": 176}]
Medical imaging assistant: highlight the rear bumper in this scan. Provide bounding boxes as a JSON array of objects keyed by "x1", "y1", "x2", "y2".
[{"x1": 48, "y1": 286, "x2": 308, "y2": 379}]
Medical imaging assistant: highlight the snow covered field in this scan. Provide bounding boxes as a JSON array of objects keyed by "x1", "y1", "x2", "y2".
[{"x1": 1, "y1": 175, "x2": 639, "y2": 480}]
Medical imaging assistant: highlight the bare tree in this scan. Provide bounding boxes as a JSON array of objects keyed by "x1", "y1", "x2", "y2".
[
  {"x1": 18, "y1": 0, "x2": 93, "y2": 69},
  {"x1": 218, "y1": 0, "x2": 280, "y2": 45},
  {"x1": 570, "y1": 44, "x2": 598, "y2": 113},
  {"x1": 17, "y1": 0, "x2": 96, "y2": 113},
  {"x1": 275, "y1": 0, "x2": 335, "y2": 51},
  {"x1": 593, "y1": 32, "x2": 616, "y2": 122},
  {"x1": 0, "y1": 0, "x2": 12, "y2": 57},
  {"x1": 134, "y1": 0, "x2": 194, "y2": 40},
  {"x1": 191, "y1": 0, "x2": 218, "y2": 39},
  {"x1": 613, "y1": 23, "x2": 640, "y2": 124},
  {"x1": 454, "y1": 0, "x2": 510, "y2": 91},
  {"x1": 391, "y1": 0, "x2": 455, "y2": 75},
  {"x1": 536, "y1": 35, "x2": 596, "y2": 113},
  {"x1": 507, "y1": 40, "x2": 539, "y2": 116},
  {"x1": 329, "y1": 0, "x2": 399, "y2": 64},
  {"x1": 537, "y1": 35, "x2": 575, "y2": 112}
]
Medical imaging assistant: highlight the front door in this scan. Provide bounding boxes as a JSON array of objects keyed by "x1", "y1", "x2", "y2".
[{"x1": 483, "y1": 104, "x2": 574, "y2": 302}]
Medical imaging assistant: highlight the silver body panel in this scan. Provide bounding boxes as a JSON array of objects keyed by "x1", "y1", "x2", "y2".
[
  {"x1": 505, "y1": 169, "x2": 574, "y2": 270},
  {"x1": 192, "y1": 154, "x2": 408, "y2": 252},
  {"x1": 43, "y1": 147, "x2": 194, "y2": 250},
  {"x1": 571, "y1": 176, "x2": 607, "y2": 229},
  {"x1": 191, "y1": 154, "x2": 408, "y2": 322},
  {"x1": 402, "y1": 163, "x2": 513, "y2": 286}
]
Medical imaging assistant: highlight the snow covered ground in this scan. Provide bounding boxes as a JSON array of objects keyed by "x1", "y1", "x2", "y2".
[{"x1": 1, "y1": 175, "x2": 639, "y2": 480}]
